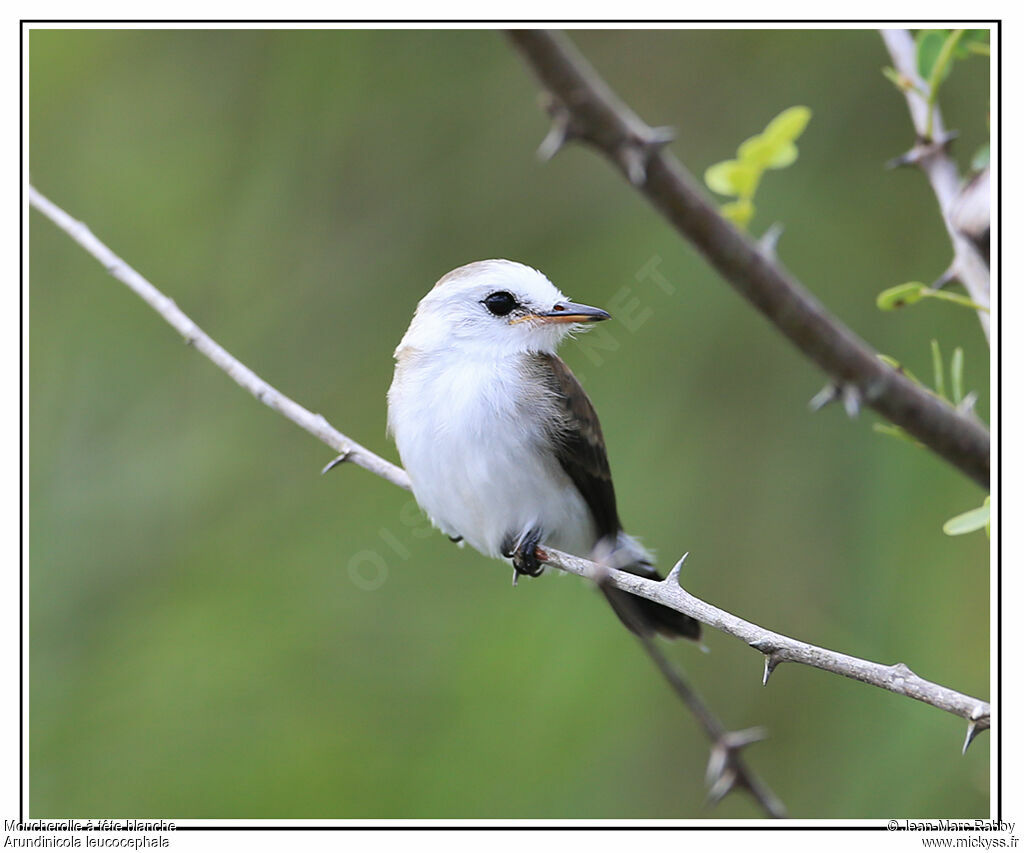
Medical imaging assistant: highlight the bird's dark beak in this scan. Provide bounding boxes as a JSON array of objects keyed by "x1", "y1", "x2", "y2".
[{"x1": 529, "y1": 301, "x2": 611, "y2": 325}]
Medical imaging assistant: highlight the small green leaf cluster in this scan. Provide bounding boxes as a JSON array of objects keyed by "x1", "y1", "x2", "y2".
[
  {"x1": 873, "y1": 342, "x2": 988, "y2": 537},
  {"x1": 878, "y1": 339, "x2": 970, "y2": 411},
  {"x1": 942, "y1": 496, "x2": 990, "y2": 537},
  {"x1": 704, "y1": 106, "x2": 811, "y2": 229},
  {"x1": 876, "y1": 281, "x2": 989, "y2": 314},
  {"x1": 873, "y1": 340, "x2": 972, "y2": 443}
]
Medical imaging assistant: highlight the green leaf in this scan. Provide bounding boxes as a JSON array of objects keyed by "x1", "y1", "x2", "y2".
[
  {"x1": 704, "y1": 160, "x2": 737, "y2": 196},
  {"x1": 972, "y1": 143, "x2": 990, "y2": 171},
  {"x1": 877, "y1": 282, "x2": 926, "y2": 310},
  {"x1": 931, "y1": 339, "x2": 945, "y2": 400},
  {"x1": 765, "y1": 142, "x2": 798, "y2": 170},
  {"x1": 916, "y1": 29, "x2": 950, "y2": 80},
  {"x1": 942, "y1": 500, "x2": 990, "y2": 536},
  {"x1": 739, "y1": 135, "x2": 799, "y2": 170},
  {"x1": 705, "y1": 160, "x2": 759, "y2": 197},
  {"x1": 721, "y1": 198, "x2": 754, "y2": 228},
  {"x1": 763, "y1": 106, "x2": 812, "y2": 144},
  {"x1": 876, "y1": 281, "x2": 988, "y2": 314},
  {"x1": 737, "y1": 134, "x2": 773, "y2": 167},
  {"x1": 951, "y1": 347, "x2": 964, "y2": 405}
]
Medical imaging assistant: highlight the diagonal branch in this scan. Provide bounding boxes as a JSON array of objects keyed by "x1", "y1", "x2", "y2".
[
  {"x1": 30, "y1": 185, "x2": 989, "y2": 755},
  {"x1": 504, "y1": 29, "x2": 989, "y2": 490},
  {"x1": 880, "y1": 28, "x2": 990, "y2": 340}
]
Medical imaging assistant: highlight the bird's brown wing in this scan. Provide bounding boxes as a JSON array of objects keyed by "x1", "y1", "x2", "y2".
[
  {"x1": 532, "y1": 353, "x2": 701, "y2": 641},
  {"x1": 533, "y1": 353, "x2": 621, "y2": 539}
]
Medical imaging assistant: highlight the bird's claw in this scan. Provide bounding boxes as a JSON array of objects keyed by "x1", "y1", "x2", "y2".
[
  {"x1": 504, "y1": 529, "x2": 545, "y2": 585},
  {"x1": 512, "y1": 530, "x2": 545, "y2": 579}
]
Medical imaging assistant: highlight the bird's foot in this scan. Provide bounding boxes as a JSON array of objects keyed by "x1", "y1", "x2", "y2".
[{"x1": 504, "y1": 529, "x2": 546, "y2": 586}]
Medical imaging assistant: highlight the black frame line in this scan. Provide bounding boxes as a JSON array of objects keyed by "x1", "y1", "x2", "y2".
[{"x1": 22, "y1": 18, "x2": 999, "y2": 831}]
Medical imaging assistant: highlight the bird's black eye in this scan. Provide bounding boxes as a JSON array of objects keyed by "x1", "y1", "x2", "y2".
[{"x1": 483, "y1": 291, "x2": 517, "y2": 317}]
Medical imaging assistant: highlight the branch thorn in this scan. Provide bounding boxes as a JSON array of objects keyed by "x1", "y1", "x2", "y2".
[
  {"x1": 615, "y1": 127, "x2": 673, "y2": 187},
  {"x1": 962, "y1": 704, "x2": 989, "y2": 754},
  {"x1": 762, "y1": 654, "x2": 783, "y2": 686},
  {"x1": 885, "y1": 147, "x2": 921, "y2": 170},
  {"x1": 705, "y1": 742, "x2": 730, "y2": 794},
  {"x1": 705, "y1": 727, "x2": 769, "y2": 807},
  {"x1": 321, "y1": 450, "x2": 352, "y2": 475},
  {"x1": 930, "y1": 264, "x2": 956, "y2": 291},
  {"x1": 645, "y1": 125, "x2": 676, "y2": 148},
  {"x1": 808, "y1": 382, "x2": 840, "y2": 412},
  {"x1": 759, "y1": 222, "x2": 785, "y2": 260},
  {"x1": 723, "y1": 726, "x2": 769, "y2": 750},
  {"x1": 842, "y1": 384, "x2": 862, "y2": 418},
  {"x1": 704, "y1": 766, "x2": 737, "y2": 808},
  {"x1": 885, "y1": 131, "x2": 958, "y2": 170},
  {"x1": 809, "y1": 379, "x2": 866, "y2": 416},
  {"x1": 665, "y1": 552, "x2": 689, "y2": 587},
  {"x1": 536, "y1": 105, "x2": 574, "y2": 162},
  {"x1": 618, "y1": 144, "x2": 648, "y2": 186},
  {"x1": 958, "y1": 391, "x2": 978, "y2": 415},
  {"x1": 962, "y1": 721, "x2": 983, "y2": 755}
]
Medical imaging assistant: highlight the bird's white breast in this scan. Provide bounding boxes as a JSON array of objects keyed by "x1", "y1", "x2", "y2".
[{"x1": 388, "y1": 349, "x2": 596, "y2": 561}]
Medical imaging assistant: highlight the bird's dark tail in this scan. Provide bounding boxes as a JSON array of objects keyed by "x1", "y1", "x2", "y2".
[
  {"x1": 599, "y1": 535, "x2": 701, "y2": 640},
  {"x1": 601, "y1": 572, "x2": 702, "y2": 640}
]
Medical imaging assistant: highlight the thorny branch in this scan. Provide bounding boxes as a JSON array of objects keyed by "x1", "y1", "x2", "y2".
[
  {"x1": 30, "y1": 186, "x2": 989, "y2": 771},
  {"x1": 880, "y1": 28, "x2": 991, "y2": 341},
  {"x1": 504, "y1": 29, "x2": 990, "y2": 490},
  {"x1": 562, "y1": 550, "x2": 988, "y2": 749}
]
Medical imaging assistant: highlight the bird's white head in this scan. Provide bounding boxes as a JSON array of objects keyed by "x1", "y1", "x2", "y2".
[{"x1": 395, "y1": 259, "x2": 610, "y2": 359}]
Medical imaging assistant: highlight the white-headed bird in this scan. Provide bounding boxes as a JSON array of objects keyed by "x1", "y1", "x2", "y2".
[{"x1": 387, "y1": 259, "x2": 699, "y2": 639}]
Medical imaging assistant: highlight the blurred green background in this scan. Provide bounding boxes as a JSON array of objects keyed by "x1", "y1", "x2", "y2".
[{"x1": 29, "y1": 28, "x2": 990, "y2": 819}]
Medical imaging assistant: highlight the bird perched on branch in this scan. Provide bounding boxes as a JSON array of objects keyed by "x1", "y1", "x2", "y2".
[{"x1": 387, "y1": 259, "x2": 699, "y2": 640}]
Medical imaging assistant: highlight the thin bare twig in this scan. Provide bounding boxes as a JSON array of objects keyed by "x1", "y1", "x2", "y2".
[
  {"x1": 639, "y1": 638, "x2": 785, "y2": 816},
  {"x1": 505, "y1": 29, "x2": 989, "y2": 490},
  {"x1": 880, "y1": 28, "x2": 990, "y2": 340},
  {"x1": 595, "y1": 572, "x2": 785, "y2": 816},
  {"x1": 30, "y1": 185, "x2": 989, "y2": 754}
]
